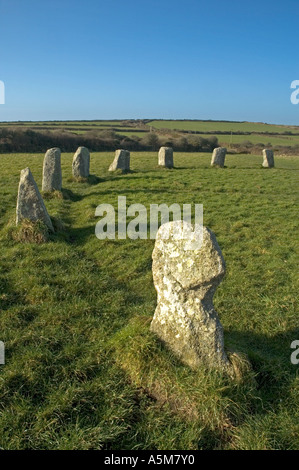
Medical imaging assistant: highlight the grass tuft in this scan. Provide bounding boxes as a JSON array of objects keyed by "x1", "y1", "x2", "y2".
[
  {"x1": 50, "y1": 216, "x2": 67, "y2": 232},
  {"x1": 9, "y1": 219, "x2": 49, "y2": 244},
  {"x1": 42, "y1": 190, "x2": 64, "y2": 200}
]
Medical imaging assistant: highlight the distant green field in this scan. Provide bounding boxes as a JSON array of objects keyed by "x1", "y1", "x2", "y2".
[
  {"x1": 67, "y1": 130, "x2": 148, "y2": 138},
  {"x1": 217, "y1": 133, "x2": 299, "y2": 147},
  {"x1": 148, "y1": 120, "x2": 299, "y2": 134},
  {"x1": 0, "y1": 151, "x2": 298, "y2": 450},
  {"x1": 0, "y1": 121, "x2": 150, "y2": 139},
  {"x1": 0, "y1": 123, "x2": 133, "y2": 131},
  {"x1": 163, "y1": 132, "x2": 299, "y2": 148},
  {"x1": 2, "y1": 119, "x2": 299, "y2": 136}
]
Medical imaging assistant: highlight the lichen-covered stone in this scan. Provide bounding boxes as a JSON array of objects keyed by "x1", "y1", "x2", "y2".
[
  {"x1": 72, "y1": 146, "x2": 90, "y2": 178},
  {"x1": 158, "y1": 147, "x2": 173, "y2": 168},
  {"x1": 42, "y1": 147, "x2": 62, "y2": 192},
  {"x1": 262, "y1": 149, "x2": 274, "y2": 168},
  {"x1": 16, "y1": 167, "x2": 54, "y2": 231},
  {"x1": 108, "y1": 149, "x2": 130, "y2": 172},
  {"x1": 150, "y1": 220, "x2": 229, "y2": 370},
  {"x1": 211, "y1": 147, "x2": 227, "y2": 167}
]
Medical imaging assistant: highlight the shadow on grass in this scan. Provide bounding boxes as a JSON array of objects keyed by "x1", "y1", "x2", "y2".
[
  {"x1": 61, "y1": 188, "x2": 83, "y2": 202},
  {"x1": 65, "y1": 224, "x2": 153, "y2": 245},
  {"x1": 87, "y1": 174, "x2": 105, "y2": 185},
  {"x1": 66, "y1": 225, "x2": 95, "y2": 245},
  {"x1": 66, "y1": 174, "x2": 104, "y2": 185},
  {"x1": 104, "y1": 173, "x2": 164, "y2": 182},
  {"x1": 155, "y1": 166, "x2": 179, "y2": 170},
  {"x1": 174, "y1": 166, "x2": 209, "y2": 170},
  {"x1": 107, "y1": 169, "x2": 137, "y2": 176},
  {"x1": 225, "y1": 327, "x2": 299, "y2": 407}
]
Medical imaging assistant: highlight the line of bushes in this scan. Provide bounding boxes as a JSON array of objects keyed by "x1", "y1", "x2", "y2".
[
  {"x1": 0, "y1": 128, "x2": 219, "y2": 153},
  {"x1": 2, "y1": 127, "x2": 298, "y2": 155}
]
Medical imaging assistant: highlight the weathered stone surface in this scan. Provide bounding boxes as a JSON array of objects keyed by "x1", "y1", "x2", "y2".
[
  {"x1": 16, "y1": 167, "x2": 54, "y2": 231},
  {"x1": 72, "y1": 146, "x2": 90, "y2": 178},
  {"x1": 42, "y1": 147, "x2": 62, "y2": 192},
  {"x1": 150, "y1": 220, "x2": 229, "y2": 370},
  {"x1": 211, "y1": 147, "x2": 227, "y2": 167},
  {"x1": 108, "y1": 149, "x2": 130, "y2": 172},
  {"x1": 262, "y1": 149, "x2": 274, "y2": 168},
  {"x1": 158, "y1": 147, "x2": 173, "y2": 168}
]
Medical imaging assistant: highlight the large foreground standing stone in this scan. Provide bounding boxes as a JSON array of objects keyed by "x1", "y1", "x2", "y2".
[
  {"x1": 158, "y1": 147, "x2": 173, "y2": 168},
  {"x1": 16, "y1": 168, "x2": 54, "y2": 231},
  {"x1": 108, "y1": 149, "x2": 130, "y2": 172},
  {"x1": 211, "y1": 147, "x2": 227, "y2": 167},
  {"x1": 72, "y1": 146, "x2": 90, "y2": 178},
  {"x1": 262, "y1": 149, "x2": 274, "y2": 168},
  {"x1": 42, "y1": 147, "x2": 62, "y2": 192},
  {"x1": 150, "y1": 221, "x2": 229, "y2": 370}
]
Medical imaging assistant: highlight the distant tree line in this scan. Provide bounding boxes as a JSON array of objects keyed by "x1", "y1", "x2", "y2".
[
  {"x1": 0, "y1": 128, "x2": 219, "y2": 153},
  {"x1": 1, "y1": 127, "x2": 298, "y2": 155}
]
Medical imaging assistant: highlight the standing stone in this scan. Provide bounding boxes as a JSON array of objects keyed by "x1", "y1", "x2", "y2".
[
  {"x1": 108, "y1": 149, "x2": 130, "y2": 172},
  {"x1": 262, "y1": 149, "x2": 274, "y2": 168},
  {"x1": 72, "y1": 146, "x2": 90, "y2": 178},
  {"x1": 150, "y1": 220, "x2": 229, "y2": 370},
  {"x1": 211, "y1": 147, "x2": 227, "y2": 167},
  {"x1": 158, "y1": 147, "x2": 173, "y2": 168},
  {"x1": 16, "y1": 168, "x2": 54, "y2": 232},
  {"x1": 42, "y1": 147, "x2": 62, "y2": 192}
]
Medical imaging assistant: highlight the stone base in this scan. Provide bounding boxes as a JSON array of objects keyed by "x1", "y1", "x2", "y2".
[
  {"x1": 72, "y1": 147, "x2": 90, "y2": 178},
  {"x1": 158, "y1": 147, "x2": 173, "y2": 168},
  {"x1": 42, "y1": 148, "x2": 62, "y2": 192},
  {"x1": 109, "y1": 149, "x2": 130, "y2": 171},
  {"x1": 211, "y1": 147, "x2": 227, "y2": 167},
  {"x1": 262, "y1": 149, "x2": 274, "y2": 168},
  {"x1": 16, "y1": 167, "x2": 54, "y2": 232}
]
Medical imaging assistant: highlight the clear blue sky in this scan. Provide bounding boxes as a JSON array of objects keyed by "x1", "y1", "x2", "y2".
[{"x1": 0, "y1": 0, "x2": 298, "y2": 124}]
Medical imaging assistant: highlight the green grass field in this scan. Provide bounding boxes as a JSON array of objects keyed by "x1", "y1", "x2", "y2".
[
  {"x1": 148, "y1": 120, "x2": 299, "y2": 134},
  {"x1": 0, "y1": 151, "x2": 298, "y2": 450},
  {"x1": 217, "y1": 133, "x2": 299, "y2": 147}
]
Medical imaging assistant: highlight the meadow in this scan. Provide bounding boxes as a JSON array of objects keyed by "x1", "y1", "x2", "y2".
[
  {"x1": 0, "y1": 151, "x2": 298, "y2": 450},
  {"x1": 148, "y1": 120, "x2": 299, "y2": 133}
]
